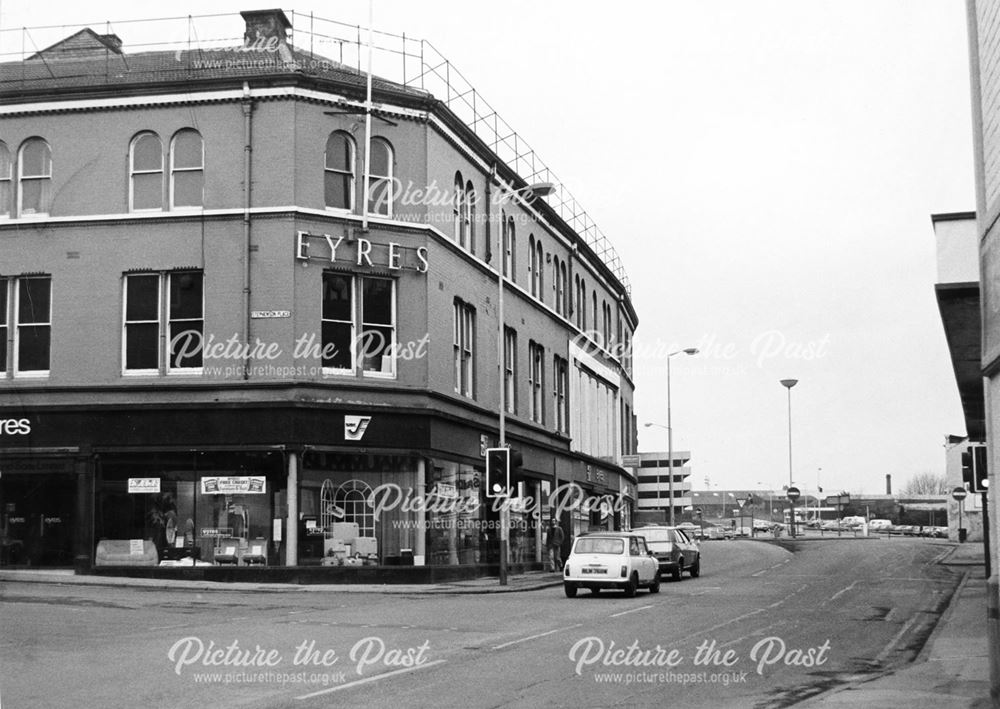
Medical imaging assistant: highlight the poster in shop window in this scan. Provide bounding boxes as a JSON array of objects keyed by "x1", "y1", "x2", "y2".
[{"x1": 200, "y1": 476, "x2": 267, "y2": 495}]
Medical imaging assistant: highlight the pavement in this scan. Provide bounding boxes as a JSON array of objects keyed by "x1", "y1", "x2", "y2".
[
  {"x1": 1, "y1": 544, "x2": 997, "y2": 707},
  {"x1": 0, "y1": 566, "x2": 566, "y2": 594},
  {"x1": 799, "y1": 540, "x2": 996, "y2": 709}
]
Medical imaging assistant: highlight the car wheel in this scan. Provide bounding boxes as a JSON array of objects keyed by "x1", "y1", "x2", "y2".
[
  {"x1": 564, "y1": 583, "x2": 578, "y2": 598},
  {"x1": 672, "y1": 560, "x2": 683, "y2": 582},
  {"x1": 649, "y1": 572, "x2": 661, "y2": 594},
  {"x1": 690, "y1": 557, "x2": 701, "y2": 578},
  {"x1": 624, "y1": 572, "x2": 638, "y2": 598}
]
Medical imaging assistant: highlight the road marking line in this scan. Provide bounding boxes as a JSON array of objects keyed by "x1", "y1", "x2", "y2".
[
  {"x1": 491, "y1": 623, "x2": 583, "y2": 650},
  {"x1": 295, "y1": 659, "x2": 446, "y2": 700},
  {"x1": 874, "y1": 613, "x2": 921, "y2": 664},
  {"x1": 610, "y1": 604, "x2": 654, "y2": 618},
  {"x1": 828, "y1": 580, "x2": 859, "y2": 602}
]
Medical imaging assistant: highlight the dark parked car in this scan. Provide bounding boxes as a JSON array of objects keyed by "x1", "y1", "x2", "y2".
[{"x1": 635, "y1": 525, "x2": 701, "y2": 581}]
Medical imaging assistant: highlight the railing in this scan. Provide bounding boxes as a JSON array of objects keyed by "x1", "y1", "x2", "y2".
[{"x1": 0, "y1": 11, "x2": 631, "y2": 294}]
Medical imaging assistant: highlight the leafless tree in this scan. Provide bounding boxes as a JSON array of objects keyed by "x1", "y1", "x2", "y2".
[{"x1": 901, "y1": 471, "x2": 948, "y2": 495}]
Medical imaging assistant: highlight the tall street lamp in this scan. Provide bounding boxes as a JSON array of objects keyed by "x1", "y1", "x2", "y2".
[
  {"x1": 653, "y1": 348, "x2": 698, "y2": 526},
  {"x1": 496, "y1": 178, "x2": 555, "y2": 585},
  {"x1": 780, "y1": 379, "x2": 798, "y2": 537}
]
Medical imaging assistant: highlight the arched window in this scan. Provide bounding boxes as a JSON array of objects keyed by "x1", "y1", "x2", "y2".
[
  {"x1": 325, "y1": 131, "x2": 355, "y2": 210},
  {"x1": 559, "y1": 261, "x2": 568, "y2": 317},
  {"x1": 0, "y1": 141, "x2": 11, "y2": 217},
  {"x1": 592, "y1": 291, "x2": 598, "y2": 333},
  {"x1": 528, "y1": 234, "x2": 537, "y2": 297},
  {"x1": 334, "y1": 480, "x2": 376, "y2": 538},
  {"x1": 170, "y1": 129, "x2": 203, "y2": 209},
  {"x1": 505, "y1": 216, "x2": 516, "y2": 282},
  {"x1": 453, "y1": 172, "x2": 465, "y2": 245},
  {"x1": 465, "y1": 180, "x2": 476, "y2": 253},
  {"x1": 535, "y1": 238, "x2": 544, "y2": 301},
  {"x1": 130, "y1": 132, "x2": 163, "y2": 211},
  {"x1": 552, "y1": 256, "x2": 561, "y2": 314},
  {"x1": 576, "y1": 276, "x2": 586, "y2": 330},
  {"x1": 18, "y1": 138, "x2": 51, "y2": 216},
  {"x1": 368, "y1": 138, "x2": 394, "y2": 217}
]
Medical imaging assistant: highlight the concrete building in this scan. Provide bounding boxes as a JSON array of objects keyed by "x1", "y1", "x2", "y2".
[
  {"x1": 633, "y1": 451, "x2": 692, "y2": 521},
  {"x1": 933, "y1": 212, "x2": 987, "y2": 541},
  {"x1": 0, "y1": 9, "x2": 638, "y2": 575}
]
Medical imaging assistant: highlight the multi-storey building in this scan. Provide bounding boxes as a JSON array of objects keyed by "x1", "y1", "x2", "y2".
[{"x1": 0, "y1": 9, "x2": 638, "y2": 574}]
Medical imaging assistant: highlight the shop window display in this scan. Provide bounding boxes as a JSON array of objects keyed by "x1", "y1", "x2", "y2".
[
  {"x1": 95, "y1": 451, "x2": 283, "y2": 566},
  {"x1": 299, "y1": 453, "x2": 419, "y2": 566}
]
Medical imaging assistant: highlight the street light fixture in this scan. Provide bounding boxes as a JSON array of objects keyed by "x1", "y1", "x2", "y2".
[
  {"x1": 780, "y1": 379, "x2": 798, "y2": 537},
  {"x1": 646, "y1": 348, "x2": 699, "y2": 526},
  {"x1": 497, "y1": 180, "x2": 556, "y2": 586}
]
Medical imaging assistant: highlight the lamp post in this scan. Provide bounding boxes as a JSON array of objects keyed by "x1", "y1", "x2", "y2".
[
  {"x1": 780, "y1": 379, "x2": 798, "y2": 537},
  {"x1": 667, "y1": 348, "x2": 698, "y2": 526},
  {"x1": 496, "y1": 179, "x2": 555, "y2": 586}
]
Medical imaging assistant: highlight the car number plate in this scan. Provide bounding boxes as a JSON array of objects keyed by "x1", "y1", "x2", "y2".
[{"x1": 582, "y1": 568, "x2": 605, "y2": 574}]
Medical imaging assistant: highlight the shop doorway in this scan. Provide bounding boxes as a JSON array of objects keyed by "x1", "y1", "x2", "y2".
[{"x1": 1, "y1": 473, "x2": 76, "y2": 567}]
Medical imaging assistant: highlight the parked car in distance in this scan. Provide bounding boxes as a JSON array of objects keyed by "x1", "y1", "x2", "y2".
[
  {"x1": 563, "y1": 532, "x2": 660, "y2": 598},
  {"x1": 868, "y1": 519, "x2": 892, "y2": 530},
  {"x1": 635, "y1": 525, "x2": 701, "y2": 581}
]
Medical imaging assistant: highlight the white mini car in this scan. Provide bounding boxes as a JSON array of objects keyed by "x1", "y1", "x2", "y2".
[{"x1": 563, "y1": 532, "x2": 660, "y2": 598}]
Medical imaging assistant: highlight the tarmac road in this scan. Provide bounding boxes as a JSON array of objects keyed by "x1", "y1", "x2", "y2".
[{"x1": 0, "y1": 537, "x2": 963, "y2": 709}]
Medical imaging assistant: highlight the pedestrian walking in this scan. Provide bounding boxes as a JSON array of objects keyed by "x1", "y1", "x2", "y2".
[{"x1": 545, "y1": 519, "x2": 564, "y2": 572}]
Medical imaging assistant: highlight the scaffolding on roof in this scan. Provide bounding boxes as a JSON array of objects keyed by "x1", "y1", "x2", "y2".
[{"x1": 0, "y1": 10, "x2": 631, "y2": 295}]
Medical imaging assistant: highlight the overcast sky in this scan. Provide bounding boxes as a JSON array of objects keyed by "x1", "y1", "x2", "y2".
[{"x1": 1, "y1": 1, "x2": 976, "y2": 495}]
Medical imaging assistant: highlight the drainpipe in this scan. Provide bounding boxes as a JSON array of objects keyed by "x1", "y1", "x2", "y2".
[
  {"x1": 361, "y1": 1, "x2": 374, "y2": 232},
  {"x1": 242, "y1": 82, "x2": 253, "y2": 380}
]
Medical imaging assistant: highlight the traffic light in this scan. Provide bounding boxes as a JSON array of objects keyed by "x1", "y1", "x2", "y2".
[
  {"x1": 485, "y1": 448, "x2": 509, "y2": 498},
  {"x1": 485, "y1": 447, "x2": 523, "y2": 498},
  {"x1": 973, "y1": 444, "x2": 989, "y2": 493},
  {"x1": 962, "y1": 449, "x2": 974, "y2": 489}
]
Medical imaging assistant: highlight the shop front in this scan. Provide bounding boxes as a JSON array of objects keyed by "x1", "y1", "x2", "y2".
[{"x1": 0, "y1": 454, "x2": 79, "y2": 567}]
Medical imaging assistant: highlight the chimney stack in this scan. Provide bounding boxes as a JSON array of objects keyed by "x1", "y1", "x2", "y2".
[
  {"x1": 240, "y1": 9, "x2": 293, "y2": 62},
  {"x1": 885, "y1": 474, "x2": 892, "y2": 495}
]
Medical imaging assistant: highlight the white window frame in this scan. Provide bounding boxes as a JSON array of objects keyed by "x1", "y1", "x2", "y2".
[
  {"x1": 368, "y1": 138, "x2": 394, "y2": 218},
  {"x1": 554, "y1": 355, "x2": 569, "y2": 434},
  {"x1": 17, "y1": 138, "x2": 52, "y2": 217},
  {"x1": 529, "y1": 341, "x2": 544, "y2": 424},
  {"x1": 165, "y1": 272, "x2": 204, "y2": 375},
  {"x1": 321, "y1": 273, "x2": 357, "y2": 377},
  {"x1": 360, "y1": 277, "x2": 397, "y2": 379},
  {"x1": 325, "y1": 131, "x2": 356, "y2": 212},
  {"x1": 454, "y1": 300, "x2": 475, "y2": 398},
  {"x1": 0, "y1": 141, "x2": 11, "y2": 219},
  {"x1": 504, "y1": 326, "x2": 516, "y2": 414},
  {"x1": 122, "y1": 273, "x2": 162, "y2": 376},
  {"x1": 129, "y1": 132, "x2": 164, "y2": 212},
  {"x1": 169, "y1": 129, "x2": 204, "y2": 210},
  {"x1": 464, "y1": 180, "x2": 476, "y2": 253},
  {"x1": 0, "y1": 277, "x2": 8, "y2": 378},
  {"x1": 13, "y1": 275, "x2": 51, "y2": 378}
]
